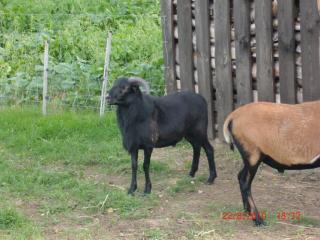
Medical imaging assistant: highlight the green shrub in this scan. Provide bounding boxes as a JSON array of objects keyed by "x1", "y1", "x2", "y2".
[{"x1": 0, "y1": 0, "x2": 164, "y2": 107}]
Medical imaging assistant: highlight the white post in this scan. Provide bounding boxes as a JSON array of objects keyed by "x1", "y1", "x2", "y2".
[
  {"x1": 42, "y1": 40, "x2": 49, "y2": 115},
  {"x1": 100, "y1": 32, "x2": 112, "y2": 116}
]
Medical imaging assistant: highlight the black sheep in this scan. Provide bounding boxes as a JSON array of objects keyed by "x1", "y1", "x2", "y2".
[{"x1": 107, "y1": 77, "x2": 217, "y2": 194}]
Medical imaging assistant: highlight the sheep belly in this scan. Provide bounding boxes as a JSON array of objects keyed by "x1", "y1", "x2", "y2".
[{"x1": 153, "y1": 128, "x2": 184, "y2": 148}]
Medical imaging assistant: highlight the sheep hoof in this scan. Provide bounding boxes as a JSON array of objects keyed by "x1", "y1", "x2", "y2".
[
  {"x1": 144, "y1": 190, "x2": 151, "y2": 195},
  {"x1": 206, "y1": 176, "x2": 216, "y2": 185},
  {"x1": 205, "y1": 180, "x2": 214, "y2": 185},
  {"x1": 144, "y1": 185, "x2": 152, "y2": 194},
  {"x1": 128, "y1": 190, "x2": 135, "y2": 195},
  {"x1": 189, "y1": 172, "x2": 196, "y2": 178},
  {"x1": 254, "y1": 219, "x2": 266, "y2": 227},
  {"x1": 128, "y1": 185, "x2": 137, "y2": 195}
]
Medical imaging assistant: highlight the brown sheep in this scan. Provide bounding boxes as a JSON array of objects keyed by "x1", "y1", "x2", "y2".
[{"x1": 223, "y1": 101, "x2": 320, "y2": 225}]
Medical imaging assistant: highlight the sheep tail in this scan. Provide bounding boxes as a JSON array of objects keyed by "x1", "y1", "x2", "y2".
[{"x1": 223, "y1": 114, "x2": 234, "y2": 151}]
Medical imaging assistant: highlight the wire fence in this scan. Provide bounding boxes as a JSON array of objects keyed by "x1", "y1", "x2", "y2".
[
  {"x1": 0, "y1": 9, "x2": 166, "y2": 114},
  {"x1": 0, "y1": 81, "x2": 167, "y2": 111}
]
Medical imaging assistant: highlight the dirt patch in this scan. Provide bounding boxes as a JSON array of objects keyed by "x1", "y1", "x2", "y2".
[
  {"x1": 18, "y1": 144, "x2": 320, "y2": 239},
  {"x1": 103, "y1": 144, "x2": 320, "y2": 239}
]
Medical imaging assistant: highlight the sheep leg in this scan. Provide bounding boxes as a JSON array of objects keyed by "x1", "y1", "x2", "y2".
[
  {"x1": 143, "y1": 148, "x2": 153, "y2": 194},
  {"x1": 234, "y1": 137, "x2": 264, "y2": 226},
  {"x1": 128, "y1": 150, "x2": 138, "y2": 195},
  {"x1": 246, "y1": 163, "x2": 264, "y2": 226},
  {"x1": 239, "y1": 162, "x2": 265, "y2": 226},
  {"x1": 203, "y1": 140, "x2": 217, "y2": 184},
  {"x1": 189, "y1": 143, "x2": 201, "y2": 178},
  {"x1": 238, "y1": 166, "x2": 249, "y2": 211}
]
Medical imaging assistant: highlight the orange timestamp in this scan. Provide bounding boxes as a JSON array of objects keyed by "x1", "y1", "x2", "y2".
[
  {"x1": 276, "y1": 211, "x2": 301, "y2": 221},
  {"x1": 222, "y1": 211, "x2": 267, "y2": 221},
  {"x1": 222, "y1": 211, "x2": 302, "y2": 221}
]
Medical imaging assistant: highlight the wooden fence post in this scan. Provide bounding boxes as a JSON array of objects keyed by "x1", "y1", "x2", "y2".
[
  {"x1": 42, "y1": 40, "x2": 49, "y2": 116},
  {"x1": 255, "y1": 0, "x2": 274, "y2": 102},
  {"x1": 159, "y1": 0, "x2": 320, "y2": 139},
  {"x1": 214, "y1": 0, "x2": 233, "y2": 140},
  {"x1": 195, "y1": 0, "x2": 215, "y2": 140},
  {"x1": 278, "y1": 0, "x2": 296, "y2": 103},
  {"x1": 161, "y1": 0, "x2": 177, "y2": 94},
  {"x1": 100, "y1": 32, "x2": 112, "y2": 116},
  {"x1": 300, "y1": 0, "x2": 320, "y2": 101},
  {"x1": 177, "y1": 0, "x2": 194, "y2": 91},
  {"x1": 234, "y1": 0, "x2": 253, "y2": 107}
]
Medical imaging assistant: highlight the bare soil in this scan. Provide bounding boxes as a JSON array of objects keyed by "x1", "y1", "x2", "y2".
[{"x1": 25, "y1": 144, "x2": 320, "y2": 239}]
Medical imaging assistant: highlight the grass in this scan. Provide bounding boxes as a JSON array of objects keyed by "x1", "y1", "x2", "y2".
[
  {"x1": 0, "y1": 207, "x2": 25, "y2": 230},
  {"x1": 0, "y1": 107, "x2": 318, "y2": 239},
  {"x1": 169, "y1": 176, "x2": 202, "y2": 195},
  {"x1": 0, "y1": 107, "x2": 163, "y2": 239},
  {"x1": 293, "y1": 215, "x2": 320, "y2": 228},
  {"x1": 0, "y1": 106, "x2": 124, "y2": 167},
  {"x1": 0, "y1": 202, "x2": 42, "y2": 239},
  {"x1": 143, "y1": 228, "x2": 167, "y2": 240}
]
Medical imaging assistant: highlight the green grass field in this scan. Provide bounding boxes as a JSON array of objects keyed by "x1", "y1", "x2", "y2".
[
  {"x1": 0, "y1": 107, "x2": 319, "y2": 239},
  {"x1": 0, "y1": 107, "x2": 166, "y2": 239}
]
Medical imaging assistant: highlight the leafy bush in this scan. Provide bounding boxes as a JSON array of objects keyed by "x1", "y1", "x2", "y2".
[{"x1": 0, "y1": 0, "x2": 164, "y2": 107}]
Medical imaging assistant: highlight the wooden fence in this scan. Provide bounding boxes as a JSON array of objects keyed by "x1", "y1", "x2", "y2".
[{"x1": 160, "y1": 0, "x2": 320, "y2": 140}]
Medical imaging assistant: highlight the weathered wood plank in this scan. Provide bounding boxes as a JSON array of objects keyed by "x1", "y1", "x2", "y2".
[
  {"x1": 214, "y1": 0, "x2": 233, "y2": 140},
  {"x1": 160, "y1": 0, "x2": 177, "y2": 94},
  {"x1": 234, "y1": 0, "x2": 253, "y2": 107},
  {"x1": 255, "y1": 0, "x2": 274, "y2": 102},
  {"x1": 278, "y1": 0, "x2": 296, "y2": 103},
  {"x1": 300, "y1": 0, "x2": 320, "y2": 101},
  {"x1": 177, "y1": 0, "x2": 194, "y2": 91},
  {"x1": 195, "y1": 0, "x2": 215, "y2": 140}
]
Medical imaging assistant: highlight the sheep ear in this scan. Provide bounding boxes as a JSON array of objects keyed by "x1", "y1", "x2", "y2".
[{"x1": 130, "y1": 84, "x2": 140, "y2": 93}]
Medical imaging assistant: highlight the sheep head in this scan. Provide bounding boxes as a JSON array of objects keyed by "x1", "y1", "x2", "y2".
[{"x1": 107, "y1": 77, "x2": 150, "y2": 105}]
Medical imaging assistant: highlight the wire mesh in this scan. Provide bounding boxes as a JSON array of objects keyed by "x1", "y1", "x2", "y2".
[{"x1": 0, "y1": 9, "x2": 166, "y2": 113}]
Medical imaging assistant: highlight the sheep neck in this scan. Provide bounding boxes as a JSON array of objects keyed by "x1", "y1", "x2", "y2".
[{"x1": 116, "y1": 97, "x2": 149, "y2": 132}]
